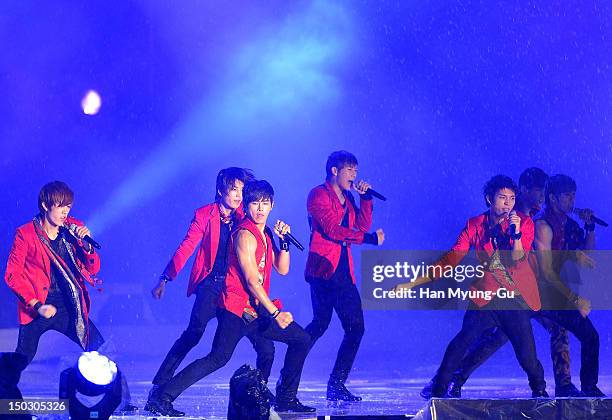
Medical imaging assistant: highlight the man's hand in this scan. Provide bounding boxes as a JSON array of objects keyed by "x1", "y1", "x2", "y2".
[
  {"x1": 274, "y1": 220, "x2": 291, "y2": 240},
  {"x1": 575, "y1": 250, "x2": 596, "y2": 269},
  {"x1": 38, "y1": 304, "x2": 57, "y2": 319},
  {"x1": 151, "y1": 279, "x2": 166, "y2": 299},
  {"x1": 576, "y1": 208, "x2": 594, "y2": 225},
  {"x1": 509, "y1": 211, "x2": 521, "y2": 233},
  {"x1": 275, "y1": 311, "x2": 293, "y2": 329},
  {"x1": 353, "y1": 180, "x2": 371, "y2": 195},
  {"x1": 73, "y1": 225, "x2": 92, "y2": 240},
  {"x1": 575, "y1": 296, "x2": 592, "y2": 318},
  {"x1": 376, "y1": 228, "x2": 385, "y2": 245}
]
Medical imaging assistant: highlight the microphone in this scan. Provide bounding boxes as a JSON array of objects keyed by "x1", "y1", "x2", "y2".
[
  {"x1": 507, "y1": 210, "x2": 517, "y2": 236},
  {"x1": 69, "y1": 223, "x2": 101, "y2": 249},
  {"x1": 368, "y1": 188, "x2": 387, "y2": 201},
  {"x1": 351, "y1": 181, "x2": 387, "y2": 201},
  {"x1": 573, "y1": 208, "x2": 608, "y2": 227},
  {"x1": 284, "y1": 233, "x2": 304, "y2": 251}
]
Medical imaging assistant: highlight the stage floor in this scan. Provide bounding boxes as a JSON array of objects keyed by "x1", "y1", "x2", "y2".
[{"x1": 16, "y1": 374, "x2": 612, "y2": 419}]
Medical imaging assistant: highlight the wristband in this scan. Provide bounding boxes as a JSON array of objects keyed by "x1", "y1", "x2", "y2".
[
  {"x1": 160, "y1": 274, "x2": 172, "y2": 284},
  {"x1": 510, "y1": 231, "x2": 522, "y2": 240},
  {"x1": 363, "y1": 232, "x2": 378, "y2": 245},
  {"x1": 271, "y1": 309, "x2": 281, "y2": 319},
  {"x1": 33, "y1": 302, "x2": 43, "y2": 312},
  {"x1": 279, "y1": 239, "x2": 290, "y2": 251}
]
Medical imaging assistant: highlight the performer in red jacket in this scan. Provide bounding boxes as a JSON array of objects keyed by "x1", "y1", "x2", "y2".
[
  {"x1": 397, "y1": 175, "x2": 547, "y2": 398},
  {"x1": 305, "y1": 151, "x2": 385, "y2": 401},
  {"x1": 5, "y1": 181, "x2": 135, "y2": 412},
  {"x1": 148, "y1": 180, "x2": 315, "y2": 416},
  {"x1": 146, "y1": 168, "x2": 276, "y2": 415}
]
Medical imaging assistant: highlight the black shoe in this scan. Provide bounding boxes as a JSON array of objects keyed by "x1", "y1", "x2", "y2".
[
  {"x1": 555, "y1": 383, "x2": 585, "y2": 398},
  {"x1": 274, "y1": 398, "x2": 316, "y2": 413},
  {"x1": 532, "y1": 390, "x2": 550, "y2": 398},
  {"x1": 144, "y1": 393, "x2": 185, "y2": 417},
  {"x1": 327, "y1": 381, "x2": 362, "y2": 402},
  {"x1": 420, "y1": 381, "x2": 434, "y2": 399},
  {"x1": 114, "y1": 403, "x2": 139, "y2": 414},
  {"x1": 421, "y1": 381, "x2": 451, "y2": 399},
  {"x1": 447, "y1": 380, "x2": 462, "y2": 398},
  {"x1": 582, "y1": 386, "x2": 606, "y2": 398}
]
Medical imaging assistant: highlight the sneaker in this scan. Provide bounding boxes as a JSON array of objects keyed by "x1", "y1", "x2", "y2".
[
  {"x1": 555, "y1": 383, "x2": 585, "y2": 398},
  {"x1": 447, "y1": 380, "x2": 462, "y2": 398},
  {"x1": 582, "y1": 386, "x2": 606, "y2": 398},
  {"x1": 327, "y1": 381, "x2": 362, "y2": 402},
  {"x1": 113, "y1": 403, "x2": 139, "y2": 414},
  {"x1": 144, "y1": 392, "x2": 185, "y2": 417},
  {"x1": 531, "y1": 389, "x2": 550, "y2": 398},
  {"x1": 274, "y1": 398, "x2": 316, "y2": 413}
]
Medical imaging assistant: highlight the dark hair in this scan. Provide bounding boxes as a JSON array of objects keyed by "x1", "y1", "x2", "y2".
[
  {"x1": 545, "y1": 174, "x2": 576, "y2": 205},
  {"x1": 483, "y1": 175, "x2": 517, "y2": 207},
  {"x1": 215, "y1": 167, "x2": 254, "y2": 200},
  {"x1": 326, "y1": 150, "x2": 358, "y2": 179},
  {"x1": 519, "y1": 167, "x2": 548, "y2": 190},
  {"x1": 38, "y1": 181, "x2": 74, "y2": 213},
  {"x1": 243, "y1": 180, "x2": 274, "y2": 207}
]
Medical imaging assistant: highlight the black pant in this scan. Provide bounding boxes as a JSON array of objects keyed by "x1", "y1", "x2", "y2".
[
  {"x1": 539, "y1": 310, "x2": 599, "y2": 388},
  {"x1": 160, "y1": 309, "x2": 311, "y2": 403},
  {"x1": 432, "y1": 299, "x2": 546, "y2": 394},
  {"x1": 454, "y1": 313, "x2": 571, "y2": 387},
  {"x1": 152, "y1": 280, "x2": 275, "y2": 386},
  {"x1": 15, "y1": 295, "x2": 131, "y2": 404},
  {"x1": 15, "y1": 296, "x2": 105, "y2": 363},
  {"x1": 305, "y1": 273, "x2": 365, "y2": 384}
]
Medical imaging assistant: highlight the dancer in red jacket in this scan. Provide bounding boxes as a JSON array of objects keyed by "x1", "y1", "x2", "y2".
[
  {"x1": 5, "y1": 180, "x2": 135, "y2": 412},
  {"x1": 146, "y1": 168, "x2": 276, "y2": 415},
  {"x1": 305, "y1": 150, "x2": 385, "y2": 401}
]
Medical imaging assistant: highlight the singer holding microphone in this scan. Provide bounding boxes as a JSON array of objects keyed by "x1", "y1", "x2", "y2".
[
  {"x1": 4, "y1": 180, "x2": 135, "y2": 412},
  {"x1": 150, "y1": 180, "x2": 315, "y2": 415},
  {"x1": 305, "y1": 150, "x2": 385, "y2": 402},
  {"x1": 396, "y1": 175, "x2": 547, "y2": 398}
]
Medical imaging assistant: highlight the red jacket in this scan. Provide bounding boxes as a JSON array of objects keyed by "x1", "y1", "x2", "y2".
[
  {"x1": 5, "y1": 217, "x2": 101, "y2": 325},
  {"x1": 220, "y1": 217, "x2": 274, "y2": 318},
  {"x1": 163, "y1": 202, "x2": 244, "y2": 297},
  {"x1": 435, "y1": 211, "x2": 541, "y2": 311},
  {"x1": 305, "y1": 181, "x2": 373, "y2": 283}
]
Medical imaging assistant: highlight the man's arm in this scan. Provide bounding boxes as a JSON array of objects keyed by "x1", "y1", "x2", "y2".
[
  {"x1": 5, "y1": 229, "x2": 56, "y2": 319},
  {"x1": 236, "y1": 230, "x2": 293, "y2": 328},
  {"x1": 162, "y1": 211, "x2": 206, "y2": 279},
  {"x1": 308, "y1": 188, "x2": 381, "y2": 245},
  {"x1": 271, "y1": 222, "x2": 290, "y2": 275},
  {"x1": 395, "y1": 221, "x2": 471, "y2": 291},
  {"x1": 535, "y1": 219, "x2": 590, "y2": 316}
]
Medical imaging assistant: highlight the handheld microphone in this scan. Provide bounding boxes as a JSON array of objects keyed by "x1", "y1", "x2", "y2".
[
  {"x1": 284, "y1": 233, "x2": 304, "y2": 251},
  {"x1": 69, "y1": 223, "x2": 101, "y2": 249},
  {"x1": 573, "y1": 208, "x2": 608, "y2": 227},
  {"x1": 351, "y1": 181, "x2": 387, "y2": 201},
  {"x1": 507, "y1": 210, "x2": 517, "y2": 236},
  {"x1": 367, "y1": 188, "x2": 387, "y2": 201}
]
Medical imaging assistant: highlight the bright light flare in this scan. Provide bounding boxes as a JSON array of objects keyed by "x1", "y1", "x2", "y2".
[{"x1": 81, "y1": 90, "x2": 102, "y2": 115}]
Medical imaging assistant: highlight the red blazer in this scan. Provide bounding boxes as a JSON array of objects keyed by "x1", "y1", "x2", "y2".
[
  {"x1": 5, "y1": 217, "x2": 101, "y2": 325},
  {"x1": 436, "y1": 211, "x2": 541, "y2": 311},
  {"x1": 305, "y1": 181, "x2": 373, "y2": 283},
  {"x1": 162, "y1": 202, "x2": 244, "y2": 297}
]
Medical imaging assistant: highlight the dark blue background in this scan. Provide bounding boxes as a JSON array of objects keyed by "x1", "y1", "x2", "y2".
[{"x1": 1, "y1": 0, "x2": 610, "y2": 382}]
